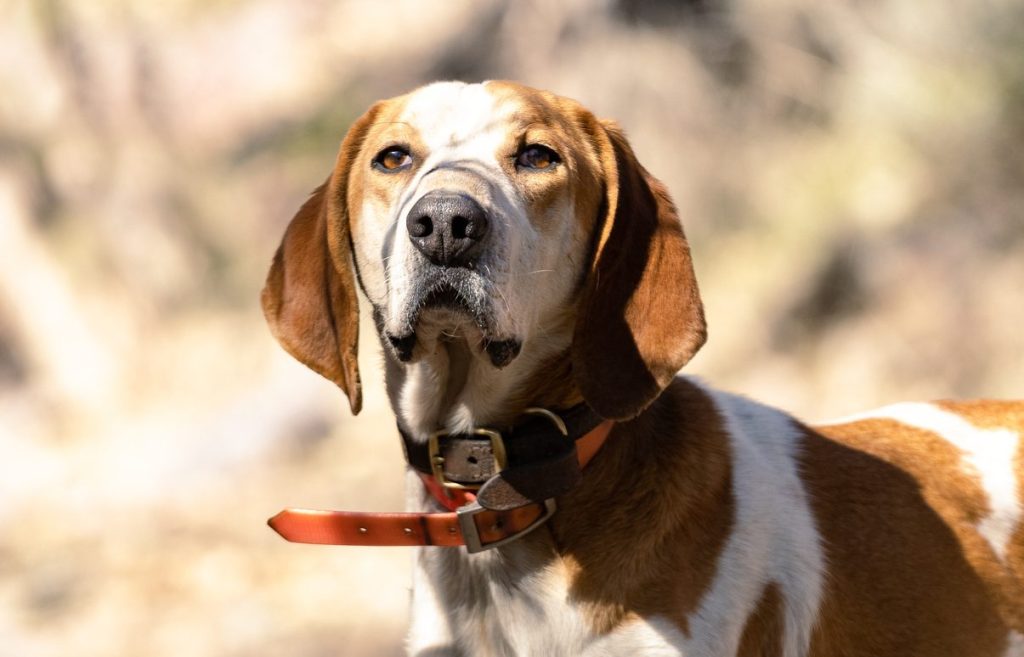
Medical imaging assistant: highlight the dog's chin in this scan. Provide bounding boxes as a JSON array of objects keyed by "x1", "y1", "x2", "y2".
[{"x1": 386, "y1": 284, "x2": 521, "y2": 369}]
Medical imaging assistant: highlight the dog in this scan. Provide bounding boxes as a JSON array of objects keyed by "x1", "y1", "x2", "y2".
[{"x1": 261, "y1": 81, "x2": 1024, "y2": 656}]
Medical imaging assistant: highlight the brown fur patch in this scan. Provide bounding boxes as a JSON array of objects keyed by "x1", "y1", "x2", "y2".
[
  {"x1": 803, "y1": 417, "x2": 1012, "y2": 655},
  {"x1": 934, "y1": 399, "x2": 1024, "y2": 431},
  {"x1": 553, "y1": 378, "x2": 733, "y2": 636},
  {"x1": 570, "y1": 119, "x2": 706, "y2": 421},
  {"x1": 933, "y1": 400, "x2": 1024, "y2": 630},
  {"x1": 487, "y1": 81, "x2": 707, "y2": 422},
  {"x1": 345, "y1": 93, "x2": 422, "y2": 238},
  {"x1": 482, "y1": 82, "x2": 606, "y2": 257},
  {"x1": 819, "y1": 404, "x2": 1024, "y2": 632},
  {"x1": 260, "y1": 103, "x2": 387, "y2": 414}
]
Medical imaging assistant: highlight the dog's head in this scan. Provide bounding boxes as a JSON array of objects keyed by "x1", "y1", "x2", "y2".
[{"x1": 261, "y1": 81, "x2": 705, "y2": 422}]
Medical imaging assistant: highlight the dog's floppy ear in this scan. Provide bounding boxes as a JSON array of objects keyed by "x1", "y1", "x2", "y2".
[
  {"x1": 572, "y1": 121, "x2": 707, "y2": 420},
  {"x1": 261, "y1": 108, "x2": 379, "y2": 415}
]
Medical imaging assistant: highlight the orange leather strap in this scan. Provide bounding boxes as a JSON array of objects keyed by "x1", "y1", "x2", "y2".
[
  {"x1": 269, "y1": 509, "x2": 464, "y2": 547},
  {"x1": 576, "y1": 419, "x2": 613, "y2": 469},
  {"x1": 268, "y1": 503, "x2": 549, "y2": 549},
  {"x1": 268, "y1": 420, "x2": 614, "y2": 550}
]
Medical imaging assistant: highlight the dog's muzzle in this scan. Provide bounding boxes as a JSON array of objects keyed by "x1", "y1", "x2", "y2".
[{"x1": 384, "y1": 188, "x2": 523, "y2": 367}]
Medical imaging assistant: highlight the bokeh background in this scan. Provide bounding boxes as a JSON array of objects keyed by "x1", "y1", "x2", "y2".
[{"x1": 2, "y1": 0, "x2": 1022, "y2": 655}]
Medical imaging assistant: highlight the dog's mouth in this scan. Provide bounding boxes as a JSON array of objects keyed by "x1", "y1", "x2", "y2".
[
  {"x1": 420, "y1": 283, "x2": 476, "y2": 319},
  {"x1": 385, "y1": 272, "x2": 521, "y2": 368}
]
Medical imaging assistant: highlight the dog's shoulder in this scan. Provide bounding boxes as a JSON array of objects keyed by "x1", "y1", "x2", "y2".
[{"x1": 808, "y1": 398, "x2": 1024, "y2": 541}]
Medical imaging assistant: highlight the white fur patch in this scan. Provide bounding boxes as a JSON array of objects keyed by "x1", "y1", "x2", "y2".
[
  {"x1": 686, "y1": 382, "x2": 826, "y2": 657},
  {"x1": 823, "y1": 402, "x2": 1022, "y2": 561},
  {"x1": 584, "y1": 616, "x2": 688, "y2": 656},
  {"x1": 1005, "y1": 630, "x2": 1024, "y2": 657},
  {"x1": 408, "y1": 550, "x2": 692, "y2": 656},
  {"x1": 409, "y1": 548, "x2": 592, "y2": 656},
  {"x1": 407, "y1": 551, "x2": 455, "y2": 654}
]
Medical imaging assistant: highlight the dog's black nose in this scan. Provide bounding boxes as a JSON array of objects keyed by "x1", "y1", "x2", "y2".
[{"x1": 406, "y1": 192, "x2": 489, "y2": 267}]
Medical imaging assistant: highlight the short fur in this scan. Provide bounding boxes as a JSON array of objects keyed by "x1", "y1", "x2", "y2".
[{"x1": 262, "y1": 81, "x2": 1024, "y2": 656}]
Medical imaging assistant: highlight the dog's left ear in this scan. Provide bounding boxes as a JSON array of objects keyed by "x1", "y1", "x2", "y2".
[
  {"x1": 261, "y1": 106, "x2": 380, "y2": 415},
  {"x1": 572, "y1": 120, "x2": 707, "y2": 420}
]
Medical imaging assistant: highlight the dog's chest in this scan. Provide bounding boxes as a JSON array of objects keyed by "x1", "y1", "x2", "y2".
[{"x1": 412, "y1": 543, "x2": 688, "y2": 657}]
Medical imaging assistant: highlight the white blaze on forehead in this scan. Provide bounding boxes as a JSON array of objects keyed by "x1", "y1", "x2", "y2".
[
  {"x1": 822, "y1": 402, "x2": 1022, "y2": 562},
  {"x1": 398, "y1": 81, "x2": 510, "y2": 159}
]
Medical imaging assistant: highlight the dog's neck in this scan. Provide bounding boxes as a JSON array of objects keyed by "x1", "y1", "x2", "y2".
[{"x1": 381, "y1": 323, "x2": 582, "y2": 440}]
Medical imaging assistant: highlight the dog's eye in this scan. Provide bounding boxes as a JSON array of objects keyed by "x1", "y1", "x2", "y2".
[
  {"x1": 373, "y1": 147, "x2": 413, "y2": 172},
  {"x1": 516, "y1": 144, "x2": 560, "y2": 171}
]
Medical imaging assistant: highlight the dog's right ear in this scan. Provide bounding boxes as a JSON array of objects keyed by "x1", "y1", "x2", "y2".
[{"x1": 261, "y1": 107, "x2": 379, "y2": 415}]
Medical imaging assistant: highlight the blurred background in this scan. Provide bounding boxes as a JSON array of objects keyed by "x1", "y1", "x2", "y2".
[{"x1": 1, "y1": 0, "x2": 1022, "y2": 654}]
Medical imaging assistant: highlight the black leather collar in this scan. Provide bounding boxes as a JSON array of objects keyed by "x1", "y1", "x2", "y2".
[{"x1": 398, "y1": 403, "x2": 604, "y2": 510}]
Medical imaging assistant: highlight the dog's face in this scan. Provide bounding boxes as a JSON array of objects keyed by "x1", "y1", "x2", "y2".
[
  {"x1": 262, "y1": 81, "x2": 706, "y2": 424},
  {"x1": 346, "y1": 82, "x2": 602, "y2": 371}
]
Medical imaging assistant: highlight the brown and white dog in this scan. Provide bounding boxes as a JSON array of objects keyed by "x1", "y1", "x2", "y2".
[{"x1": 261, "y1": 81, "x2": 1024, "y2": 656}]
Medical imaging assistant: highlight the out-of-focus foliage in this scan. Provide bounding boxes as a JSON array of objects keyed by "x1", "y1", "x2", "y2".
[{"x1": 1, "y1": 1, "x2": 1021, "y2": 655}]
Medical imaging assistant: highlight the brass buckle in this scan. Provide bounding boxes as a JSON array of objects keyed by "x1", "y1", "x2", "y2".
[
  {"x1": 428, "y1": 428, "x2": 507, "y2": 491},
  {"x1": 457, "y1": 499, "x2": 558, "y2": 553}
]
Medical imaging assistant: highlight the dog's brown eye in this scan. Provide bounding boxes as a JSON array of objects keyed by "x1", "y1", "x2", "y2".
[
  {"x1": 516, "y1": 144, "x2": 559, "y2": 171},
  {"x1": 373, "y1": 147, "x2": 412, "y2": 172}
]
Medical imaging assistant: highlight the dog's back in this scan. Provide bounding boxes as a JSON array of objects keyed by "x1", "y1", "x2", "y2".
[{"x1": 805, "y1": 400, "x2": 1024, "y2": 655}]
